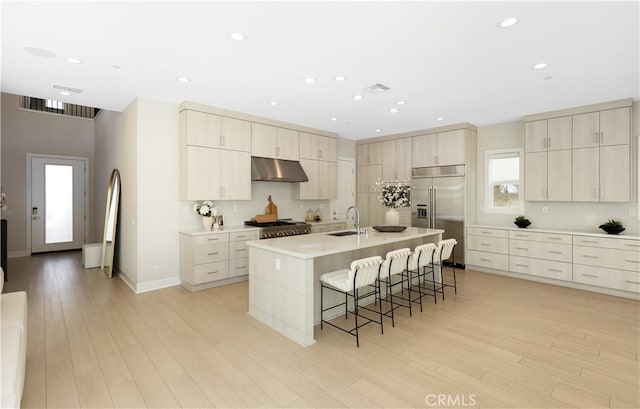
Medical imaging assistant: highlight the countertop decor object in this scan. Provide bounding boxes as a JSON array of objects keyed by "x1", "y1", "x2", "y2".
[
  {"x1": 194, "y1": 200, "x2": 217, "y2": 231},
  {"x1": 599, "y1": 219, "x2": 625, "y2": 235},
  {"x1": 375, "y1": 179, "x2": 411, "y2": 208},
  {"x1": 372, "y1": 225, "x2": 407, "y2": 232},
  {"x1": 514, "y1": 216, "x2": 531, "y2": 228}
]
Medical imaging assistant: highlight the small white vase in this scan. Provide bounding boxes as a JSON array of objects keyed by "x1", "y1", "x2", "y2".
[
  {"x1": 202, "y1": 216, "x2": 214, "y2": 231},
  {"x1": 385, "y1": 208, "x2": 400, "y2": 225}
]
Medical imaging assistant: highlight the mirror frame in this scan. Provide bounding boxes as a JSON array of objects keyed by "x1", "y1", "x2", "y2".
[{"x1": 101, "y1": 169, "x2": 120, "y2": 278}]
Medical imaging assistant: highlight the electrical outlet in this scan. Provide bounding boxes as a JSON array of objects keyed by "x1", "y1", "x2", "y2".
[
  {"x1": 542, "y1": 206, "x2": 549, "y2": 214},
  {"x1": 275, "y1": 259, "x2": 281, "y2": 271},
  {"x1": 153, "y1": 265, "x2": 160, "y2": 274},
  {"x1": 630, "y1": 208, "x2": 637, "y2": 217}
]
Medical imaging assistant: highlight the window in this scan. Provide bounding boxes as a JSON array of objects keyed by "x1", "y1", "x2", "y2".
[
  {"x1": 485, "y1": 149, "x2": 523, "y2": 213},
  {"x1": 45, "y1": 99, "x2": 64, "y2": 110}
]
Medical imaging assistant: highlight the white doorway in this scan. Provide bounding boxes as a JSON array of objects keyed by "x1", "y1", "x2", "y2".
[
  {"x1": 332, "y1": 158, "x2": 356, "y2": 221},
  {"x1": 28, "y1": 155, "x2": 87, "y2": 253}
]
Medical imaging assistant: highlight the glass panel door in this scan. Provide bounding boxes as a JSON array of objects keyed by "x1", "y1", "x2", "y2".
[{"x1": 45, "y1": 164, "x2": 74, "y2": 244}]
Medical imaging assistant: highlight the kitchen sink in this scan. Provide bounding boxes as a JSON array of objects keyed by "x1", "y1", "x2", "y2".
[{"x1": 327, "y1": 231, "x2": 359, "y2": 237}]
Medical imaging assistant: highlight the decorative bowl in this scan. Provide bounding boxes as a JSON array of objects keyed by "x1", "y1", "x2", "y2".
[
  {"x1": 599, "y1": 225, "x2": 625, "y2": 235},
  {"x1": 372, "y1": 225, "x2": 407, "y2": 232},
  {"x1": 514, "y1": 220, "x2": 531, "y2": 228}
]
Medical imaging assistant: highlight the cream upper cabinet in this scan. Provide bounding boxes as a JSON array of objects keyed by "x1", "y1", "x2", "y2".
[
  {"x1": 183, "y1": 146, "x2": 251, "y2": 200},
  {"x1": 573, "y1": 107, "x2": 630, "y2": 149},
  {"x1": 526, "y1": 149, "x2": 574, "y2": 202},
  {"x1": 251, "y1": 124, "x2": 299, "y2": 160},
  {"x1": 572, "y1": 148, "x2": 599, "y2": 202},
  {"x1": 382, "y1": 140, "x2": 397, "y2": 181},
  {"x1": 525, "y1": 120, "x2": 547, "y2": 153},
  {"x1": 412, "y1": 129, "x2": 466, "y2": 167},
  {"x1": 218, "y1": 150, "x2": 252, "y2": 200},
  {"x1": 356, "y1": 164, "x2": 382, "y2": 193},
  {"x1": 293, "y1": 159, "x2": 337, "y2": 200},
  {"x1": 524, "y1": 152, "x2": 547, "y2": 201},
  {"x1": 381, "y1": 138, "x2": 413, "y2": 181},
  {"x1": 357, "y1": 142, "x2": 383, "y2": 165},
  {"x1": 572, "y1": 145, "x2": 629, "y2": 202},
  {"x1": 183, "y1": 110, "x2": 250, "y2": 152},
  {"x1": 547, "y1": 116, "x2": 572, "y2": 150},
  {"x1": 299, "y1": 133, "x2": 336, "y2": 161}
]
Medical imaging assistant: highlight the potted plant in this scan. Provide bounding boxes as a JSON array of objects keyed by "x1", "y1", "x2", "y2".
[
  {"x1": 375, "y1": 179, "x2": 411, "y2": 225},
  {"x1": 514, "y1": 215, "x2": 531, "y2": 228},
  {"x1": 599, "y1": 219, "x2": 625, "y2": 235}
]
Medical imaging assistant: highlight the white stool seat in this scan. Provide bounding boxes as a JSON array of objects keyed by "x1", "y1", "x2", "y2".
[
  {"x1": 320, "y1": 269, "x2": 352, "y2": 292},
  {"x1": 1, "y1": 326, "x2": 24, "y2": 409}
]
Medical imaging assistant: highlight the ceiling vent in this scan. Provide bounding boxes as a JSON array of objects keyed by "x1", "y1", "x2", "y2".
[
  {"x1": 363, "y1": 83, "x2": 391, "y2": 94},
  {"x1": 52, "y1": 83, "x2": 84, "y2": 94}
]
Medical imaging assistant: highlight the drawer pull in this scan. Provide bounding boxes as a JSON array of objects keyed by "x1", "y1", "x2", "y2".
[
  {"x1": 516, "y1": 263, "x2": 528, "y2": 267},
  {"x1": 515, "y1": 234, "x2": 528, "y2": 238},
  {"x1": 547, "y1": 237, "x2": 563, "y2": 241},
  {"x1": 624, "y1": 243, "x2": 640, "y2": 248},
  {"x1": 582, "y1": 274, "x2": 598, "y2": 278},
  {"x1": 582, "y1": 255, "x2": 598, "y2": 259},
  {"x1": 624, "y1": 260, "x2": 640, "y2": 263},
  {"x1": 480, "y1": 231, "x2": 492, "y2": 235},
  {"x1": 516, "y1": 247, "x2": 528, "y2": 250},
  {"x1": 207, "y1": 271, "x2": 219, "y2": 274},
  {"x1": 548, "y1": 251, "x2": 562, "y2": 254},
  {"x1": 548, "y1": 268, "x2": 562, "y2": 273},
  {"x1": 582, "y1": 240, "x2": 598, "y2": 244},
  {"x1": 480, "y1": 258, "x2": 492, "y2": 262},
  {"x1": 207, "y1": 252, "x2": 219, "y2": 255},
  {"x1": 480, "y1": 243, "x2": 491, "y2": 246},
  {"x1": 235, "y1": 235, "x2": 246, "y2": 239},
  {"x1": 625, "y1": 280, "x2": 640, "y2": 285},
  {"x1": 236, "y1": 249, "x2": 246, "y2": 252}
]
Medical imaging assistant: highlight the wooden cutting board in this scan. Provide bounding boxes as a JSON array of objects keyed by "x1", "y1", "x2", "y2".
[{"x1": 254, "y1": 195, "x2": 278, "y2": 222}]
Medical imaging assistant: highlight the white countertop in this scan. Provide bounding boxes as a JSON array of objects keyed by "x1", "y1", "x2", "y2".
[
  {"x1": 468, "y1": 224, "x2": 640, "y2": 240},
  {"x1": 180, "y1": 225, "x2": 259, "y2": 236},
  {"x1": 246, "y1": 227, "x2": 444, "y2": 259}
]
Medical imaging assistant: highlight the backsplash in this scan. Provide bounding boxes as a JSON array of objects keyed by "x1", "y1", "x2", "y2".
[{"x1": 179, "y1": 181, "x2": 339, "y2": 230}]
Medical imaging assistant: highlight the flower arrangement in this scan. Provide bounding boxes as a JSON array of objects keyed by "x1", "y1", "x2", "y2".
[
  {"x1": 375, "y1": 179, "x2": 411, "y2": 208},
  {"x1": 193, "y1": 200, "x2": 217, "y2": 217}
]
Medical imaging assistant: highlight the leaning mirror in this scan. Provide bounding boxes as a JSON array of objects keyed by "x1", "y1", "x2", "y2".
[{"x1": 101, "y1": 169, "x2": 120, "y2": 278}]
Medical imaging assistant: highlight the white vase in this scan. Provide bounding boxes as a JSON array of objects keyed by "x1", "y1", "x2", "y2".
[
  {"x1": 202, "y1": 216, "x2": 214, "y2": 231},
  {"x1": 385, "y1": 208, "x2": 400, "y2": 225}
]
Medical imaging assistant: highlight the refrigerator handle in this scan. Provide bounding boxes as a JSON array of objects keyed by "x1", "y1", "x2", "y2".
[
  {"x1": 433, "y1": 186, "x2": 437, "y2": 229},
  {"x1": 427, "y1": 187, "x2": 432, "y2": 229}
]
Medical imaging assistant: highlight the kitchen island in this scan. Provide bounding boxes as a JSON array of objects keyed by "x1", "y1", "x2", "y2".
[{"x1": 247, "y1": 227, "x2": 443, "y2": 346}]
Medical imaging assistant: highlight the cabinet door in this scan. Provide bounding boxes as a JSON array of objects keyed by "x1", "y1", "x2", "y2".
[
  {"x1": 547, "y1": 149, "x2": 572, "y2": 201},
  {"x1": 395, "y1": 138, "x2": 413, "y2": 181},
  {"x1": 322, "y1": 137, "x2": 338, "y2": 162},
  {"x1": 369, "y1": 142, "x2": 383, "y2": 165},
  {"x1": 356, "y1": 165, "x2": 381, "y2": 193},
  {"x1": 437, "y1": 129, "x2": 466, "y2": 166},
  {"x1": 298, "y1": 159, "x2": 319, "y2": 199},
  {"x1": 251, "y1": 123, "x2": 277, "y2": 158},
  {"x1": 356, "y1": 144, "x2": 369, "y2": 165},
  {"x1": 572, "y1": 147, "x2": 599, "y2": 201},
  {"x1": 599, "y1": 107, "x2": 630, "y2": 146},
  {"x1": 525, "y1": 120, "x2": 548, "y2": 153},
  {"x1": 356, "y1": 193, "x2": 369, "y2": 227},
  {"x1": 221, "y1": 117, "x2": 251, "y2": 151},
  {"x1": 318, "y1": 161, "x2": 337, "y2": 199},
  {"x1": 382, "y1": 140, "x2": 397, "y2": 181},
  {"x1": 547, "y1": 116, "x2": 572, "y2": 150},
  {"x1": 276, "y1": 128, "x2": 300, "y2": 160},
  {"x1": 367, "y1": 193, "x2": 383, "y2": 226},
  {"x1": 219, "y1": 150, "x2": 251, "y2": 200},
  {"x1": 186, "y1": 110, "x2": 222, "y2": 147},
  {"x1": 412, "y1": 134, "x2": 437, "y2": 167},
  {"x1": 524, "y1": 151, "x2": 547, "y2": 201},
  {"x1": 299, "y1": 132, "x2": 318, "y2": 160},
  {"x1": 600, "y1": 144, "x2": 629, "y2": 202},
  {"x1": 572, "y1": 112, "x2": 600, "y2": 149},
  {"x1": 185, "y1": 146, "x2": 222, "y2": 200}
]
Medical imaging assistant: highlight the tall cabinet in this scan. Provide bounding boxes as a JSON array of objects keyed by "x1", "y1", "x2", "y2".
[{"x1": 292, "y1": 132, "x2": 338, "y2": 200}]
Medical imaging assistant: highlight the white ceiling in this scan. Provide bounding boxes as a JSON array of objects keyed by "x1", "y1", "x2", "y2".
[{"x1": 1, "y1": 1, "x2": 638, "y2": 140}]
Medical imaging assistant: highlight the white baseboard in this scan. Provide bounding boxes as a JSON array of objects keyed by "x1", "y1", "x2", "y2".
[
  {"x1": 8, "y1": 251, "x2": 28, "y2": 258},
  {"x1": 117, "y1": 270, "x2": 137, "y2": 293},
  {"x1": 117, "y1": 271, "x2": 181, "y2": 294}
]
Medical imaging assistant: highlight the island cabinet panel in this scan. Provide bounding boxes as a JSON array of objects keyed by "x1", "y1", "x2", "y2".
[{"x1": 180, "y1": 229, "x2": 259, "y2": 291}]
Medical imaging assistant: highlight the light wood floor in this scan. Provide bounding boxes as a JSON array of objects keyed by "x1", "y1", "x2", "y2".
[{"x1": 3, "y1": 251, "x2": 639, "y2": 408}]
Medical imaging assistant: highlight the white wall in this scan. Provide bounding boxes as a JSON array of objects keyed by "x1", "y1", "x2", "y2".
[
  {"x1": 476, "y1": 106, "x2": 640, "y2": 235},
  {"x1": 1, "y1": 93, "x2": 96, "y2": 255}
]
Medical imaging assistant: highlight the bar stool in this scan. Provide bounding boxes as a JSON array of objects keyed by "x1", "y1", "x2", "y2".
[
  {"x1": 320, "y1": 256, "x2": 384, "y2": 347},
  {"x1": 378, "y1": 248, "x2": 412, "y2": 327},
  {"x1": 433, "y1": 239, "x2": 458, "y2": 300},
  {"x1": 408, "y1": 243, "x2": 438, "y2": 308}
]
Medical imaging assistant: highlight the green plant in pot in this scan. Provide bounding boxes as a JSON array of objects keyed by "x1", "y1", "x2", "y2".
[
  {"x1": 514, "y1": 215, "x2": 531, "y2": 228},
  {"x1": 599, "y1": 219, "x2": 625, "y2": 235}
]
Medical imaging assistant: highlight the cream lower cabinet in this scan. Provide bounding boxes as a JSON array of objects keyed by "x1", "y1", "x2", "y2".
[
  {"x1": 180, "y1": 229, "x2": 259, "y2": 291},
  {"x1": 466, "y1": 227, "x2": 509, "y2": 271},
  {"x1": 508, "y1": 230, "x2": 572, "y2": 281}
]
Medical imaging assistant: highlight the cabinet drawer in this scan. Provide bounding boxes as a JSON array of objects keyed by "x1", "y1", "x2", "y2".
[
  {"x1": 230, "y1": 258, "x2": 249, "y2": 277},
  {"x1": 192, "y1": 261, "x2": 229, "y2": 284},
  {"x1": 194, "y1": 233, "x2": 229, "y2": 245},
  {"x1": 467, "y1": 235, "x2": 508, "y2": 254},
  {"x1": 573, "y1": 264, "x2": 640, "y2": 293},
  {"x1": 509, "y1": 231, "x2": 572, "y2": 245},
  {"x1": 573, "y1": 246, "x2": 640, "y2": 272},
  {"x1": 468, "y1": 227, "x2": 508, "y2": 238},
  {"x1": 194, "y1": 243, "x2": 229, "y2": 264},
  {"x1": 510, "y1": 240, "x2": 572, "y2": 262},
  {"x1": 466, "y1": 250, "x2": 508, "y2": 271},
  {"x1": 573, "y1": 236, "x2": 640, "y2": 251},
  {"x1": 510, "y1": 256, "x2": 572, "y2": 281},
  {"x1": 230, "y1": 230, "x2": 259, "y2": 242},
  {"x1": 229, "y1": 241, "x2": 249, "y2": 259}
]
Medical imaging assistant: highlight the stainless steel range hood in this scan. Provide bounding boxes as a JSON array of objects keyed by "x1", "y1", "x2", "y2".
[{"x1": 251, "y1": 156, "x2": 309, "y2": 182}]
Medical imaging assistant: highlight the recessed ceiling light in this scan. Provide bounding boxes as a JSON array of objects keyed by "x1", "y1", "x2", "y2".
[
  {"x1": 230, "y1": 32, "x2": 246, "y2": 41},
  {"x1": 65, "y1": 57, "x2": 83, "y2": 64},
  {"x1": 498, "y1": 17, "x2": 519, "y2": 28},
  {"x1": 389, "y1": 108, "x2": 399, "y2": 113},
  {"x1": 544, "y1": 76, "x2": 554, "y2": 80},
  {"x1": 304, "y1": 76, "x2": 316, "y2": 84},
  {"x1": 24, "y1": 46, "x2": 55, "y2": 58},
  {"x1": 112, "y1": 65, "x2": 121, "y2": 70},
  {"x1": 436, "y1": 117, "x2": 444, "y2": 121},
  {"x1": 532, "y1": 63, "x2": 548, "y2": 70},
  {"x1": 375, "y1": 129, "x2": 381, "y2": 133},
  {"x1": 59, "y1": 91, "x2": 72, "y2": 96},
  {"x1": 331, "y1": 117, "x2": 338, "y2": 121},
  {"x1": 397, "y1": 100, "x2": 406, "y2": 105},
  {"x1": 335, "y1": 76, "x2": 345, "y2": 81},
  {"x1": 270, "y1": 101, "x2": 279, "y2": 106},
  {"x1": 177, "y1": 77, "x2": 190, "y2": 83},
  {"x1": 353, "y1": 95, "x2": 363, "y2": 100}
]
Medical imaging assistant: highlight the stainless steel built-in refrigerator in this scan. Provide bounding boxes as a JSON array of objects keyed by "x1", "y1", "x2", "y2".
[{"x1": 411, "y1": 165, "x2": 465, "y2": 266}]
